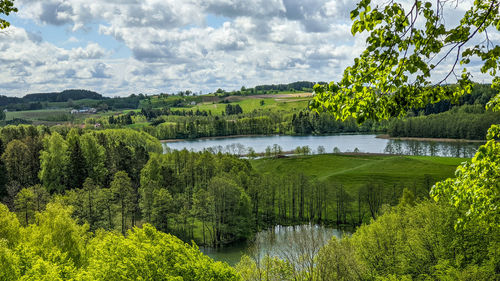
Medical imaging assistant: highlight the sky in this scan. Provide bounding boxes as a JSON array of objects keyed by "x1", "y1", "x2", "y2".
[{"x1": 0, "y1": 0, "x2": 496, "y2": 97}]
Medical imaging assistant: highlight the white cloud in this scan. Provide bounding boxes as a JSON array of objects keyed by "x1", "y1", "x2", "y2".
[
  {"x1": 1, "y1": 0, "x2": 495, "y2": 96},
  {"x1": 70, "y1": 43, "x2": 108, "y2": 60}
]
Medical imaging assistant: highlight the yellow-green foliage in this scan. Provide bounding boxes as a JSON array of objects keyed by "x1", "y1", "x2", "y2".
[
  {"x1": 236, "y1": 255, "x2": 294, "y2": 281},
  {"x1": 432, "y1": 125, "x2": 500, "y2": 230},
  {"x1": 0, "y1": 203, "x2": 239, "y2": 280},
  {"x1": 0, "y1": 204, "x2": 20, "y2": 247}
]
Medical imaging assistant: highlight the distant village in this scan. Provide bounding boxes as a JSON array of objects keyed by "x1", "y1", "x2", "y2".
[{"x1": 70, "y1": 107, "x2": 97, "y2": 114}]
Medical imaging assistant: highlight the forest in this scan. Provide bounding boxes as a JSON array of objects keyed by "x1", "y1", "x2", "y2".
[
  {"x1": 388, "y1": 104, "x2": 500, "y2": 140},
  {"x1": 0, "y1": 124, "x2": 496, "y2": 280},
  {"x1": 138, "y1": 111, "x2": 381, "y2": 140},
  {"x1": 0, "y1": 125, "x2": 456, "y2": 246}
]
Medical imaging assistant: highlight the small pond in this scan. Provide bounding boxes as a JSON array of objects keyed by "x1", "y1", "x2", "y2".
[{"x1": 200, "y1": 224, "x2": 348, "y2": 266}]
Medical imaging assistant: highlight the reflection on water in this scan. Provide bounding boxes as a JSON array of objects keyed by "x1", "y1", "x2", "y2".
[
  {"x1": 164, "y1": 134, "x2": 482, "y2": 158},
  {"x1": 165, "y1": 134, "x2": 389, "y2": 155},
  {"x1": 384, "y1": 139, "x2": 480, "y2": 158},
  {"x1": 200, "y1": 224, "x2": 348, "y2": 266}
]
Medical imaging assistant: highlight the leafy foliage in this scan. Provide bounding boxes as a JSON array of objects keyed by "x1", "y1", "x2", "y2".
[
  {"x1": 0, "y1": 0, "x2": 17, "y2": 29},
  {"x1": 0, "y1": 202, "x2": 239, "y2": 280},
  {"x1": 311, "y1": 0, "x2": 500, "y2": 123},
  {"x1": 432, "y1": 124, "x2": 500, "y2": 229},
  {"x1": 39, "y1": 132, "x2": 69, "y2": 193}
]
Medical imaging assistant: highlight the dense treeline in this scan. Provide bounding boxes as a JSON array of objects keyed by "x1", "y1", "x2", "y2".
[
  {"x1": 254, "y1": 81, "x2": 321, "y2": 92},
  {"x1": 0, "y1": 125, "x2": 161, "y2": 199},
  {"x1": 135, "y1": 111, "x2": 381, "y2": 139},
  {"x1": 90, "y1": 110, "x2": 381, "y2": 139},
  {"x1": 412, "y1": 83, "x2": 498, "y2": 115},
  {"x1": 140, "y1": 107, "x2": 212, "y2": 120},
  {"x1": 389, "y1": 105, "x2": 500, "y2": 140},
  {"x1": 0, "y1": 90, "x2": 147, "y2": 112},
  {"x1": 226, "y1": 104, "x2": 243, "y2": 115},
  {"x1": 24, "y1": 89, "x2": 104, "y2": 102}
]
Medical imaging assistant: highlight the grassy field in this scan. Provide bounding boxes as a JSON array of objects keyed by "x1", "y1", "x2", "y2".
[
  {"x1": 4, "y1": 108, "x2": 125, "y2": 125},
  {"x1": 172, "y1": 95, "x2": 311, "y2": 115},
  {"x1": 251, "y1": 153, "x2": 465, "y2": 191},
  {"x1": 5, "y1": 109, "x2": 73, "y2": 121}
]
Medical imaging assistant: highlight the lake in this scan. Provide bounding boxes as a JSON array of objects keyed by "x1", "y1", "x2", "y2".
[
  {"x1": 163, "y1": 134, "x2": 482, "y2": 158},
  {"x1": 200, "y1": 224, "x2": 347, "y2": 266}
]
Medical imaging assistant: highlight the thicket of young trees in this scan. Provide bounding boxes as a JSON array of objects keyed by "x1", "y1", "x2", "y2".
[{"x1": 0, "y1": 203, "x2": 238, "y2": 280}]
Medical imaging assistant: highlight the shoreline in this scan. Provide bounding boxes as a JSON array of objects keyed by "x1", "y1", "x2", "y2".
[
  {"x1": 160, "y1": 132, "x2": 382, "y2": 143},
  {"x1": 160, "y1": 134, "x2": 269, "y2": 143},
  {"x1": 161, "y1": 133, "x2": 487, "y2": 143},
  {"x1": 375, "y1": 134, "x2": 486, "y2": 143}
]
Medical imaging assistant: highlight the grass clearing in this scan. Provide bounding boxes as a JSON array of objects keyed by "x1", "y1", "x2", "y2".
[
  {"x1": 4, "y1": 108, "x2": 129, "y2": 125},
  {"x1": 251, "y1": 153, "x2": 465, "y2": 190},
  {"x1": 6, "y1": 109, "x2": 72, "y2": 121}
]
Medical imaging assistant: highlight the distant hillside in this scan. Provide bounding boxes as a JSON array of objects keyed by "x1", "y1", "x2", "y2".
[
  {"x1": 0, "y1": 96, "x2": 20, "y2": 107},
  {"x1": 0, "y1": 89, "x2": 105, "y2": 106},
  {"x1": 23, "y1": 89, "x2": 105, "y2": 102}
]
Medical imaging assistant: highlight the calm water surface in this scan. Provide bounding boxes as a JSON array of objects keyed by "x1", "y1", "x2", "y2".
[
  {"x1": 200, "y1": 224, "x2": 347, "y2": 266},
  {"x1": 163, "y1": 134, "x2": 481, "y2": 158}
]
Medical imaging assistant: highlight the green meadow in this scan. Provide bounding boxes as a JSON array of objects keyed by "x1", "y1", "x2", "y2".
[
  {"x1": 252, "y1": 153, "x2": 465, "y2": 191},
  {"x1": 5, "y1": 108, "x2": 73, "y2": 122},
  {"x1": 4, "y1": 108, "x2": 127, "y2": 124},
  {"x1": 171, "y1": 95, "x2": 310, "y2": 115}
]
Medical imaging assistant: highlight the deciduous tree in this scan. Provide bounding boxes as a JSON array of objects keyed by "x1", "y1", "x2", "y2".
[
  {"x1": 2, "y1": 140, "x2": 31, "y2": 186},
  {"x1": 39, "y1": 132, "x2": 69, "y2": 193},
  {"x1": 110, "y1": 171, "x2": 134, "y2": 234}
]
